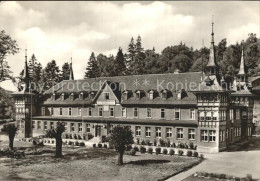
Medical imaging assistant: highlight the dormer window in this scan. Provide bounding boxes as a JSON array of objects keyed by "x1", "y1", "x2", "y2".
[
  {"x1": 90, "y1": 92, "x2": 95, "y2": 99},
  {"x1": 61, "y1": 93, "x2": 65, "y2": 101},
  {"x1": 177, "y1": 89, "x2": 187, "y2": 100},
  {"x1": 149, "y1": 92, "x2": 153, "y2": 100},
  {"x1": 135, "y1": 90, "x2": 144, "y2": 99},
  {"x1": 70, "y1": 93, "x2": 74, "y2": 101},
  {"x1": 122, "y1": 90, "x2": 132, "y2": 101},
  {"x1": 79, "y1": 92, "x2": 83, "y2": 100},
  {"x1": 51, "y1": 94, "x2": 55, "y2": 100},
  {"x1": 104, "y1": 92, "x2": 110, "y2": 100},
  {"x1": 161, "y1": 89, "x2": 169, "y2": 100}
]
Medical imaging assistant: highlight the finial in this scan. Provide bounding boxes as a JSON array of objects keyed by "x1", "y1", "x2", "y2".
[
  {"x1": 211, "y1": 15, "x2": 214, "y2": 43},
  {"x1": 25, "y1": 49, "x2": 27, "y2": 62},
  {"x1": 71, "y1": 57, "x2": 72, "y2": 64}
]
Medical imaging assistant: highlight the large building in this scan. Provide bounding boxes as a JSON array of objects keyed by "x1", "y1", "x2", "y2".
[{"x1": 13, "y1": 25, "x2": 259, "y2": 153}]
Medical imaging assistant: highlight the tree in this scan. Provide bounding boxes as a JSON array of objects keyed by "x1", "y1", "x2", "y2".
[
  {"x1": 0, "y1": 30, "x2": 19, "y2": 82},
  {"x1": 85, "y1": 52, "x2": 99, "y2": 78},
  {"x1": 135, "y1": 35, "x2": 143, "y2": 53},
  {"x1": 126, "y1": 37, "x2": 136, "y2": 74},
  {"x1": 0, "y1": 87, "x2": 15, "y2": 119},
  {"x1": 45, "y1": 121, "x2": 65, "y2": 157},
  {"x1": 44, "y1": 60, "x2": 61, "y2": 89},
  {"x1": 61, "y1": 62, "x2": 70, "y2": 80},
  {"x1": 114, "y1": 47, "x2": 126, "y2": 76},
  {"x1": 109, "y1": 126, "x2": 134, "y2": 165},
  {"x1": 1, "y1": 124, "x2": 18, "y2": 150}
]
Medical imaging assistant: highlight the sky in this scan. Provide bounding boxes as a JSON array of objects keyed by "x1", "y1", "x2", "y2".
[{"x1": 0, "y1": 1, "x2": 259, "y2": 80}]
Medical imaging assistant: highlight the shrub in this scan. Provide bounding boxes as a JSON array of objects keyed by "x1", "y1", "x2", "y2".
[
  {"x1": 194, "y1": 145, "x2": 197, "y2": 150},
  {"x1": 155, "y1": 147, "x2": 161, "y2": 155},
  {"x1": 153, "y1": 139, "x2": 157, "y2": 146},
  {"x1": 79, "y1": 142, "x2": 85, "y2": 146},
  {"x1": 179, "y1": 142, "x2": 185, "y2": 148},
  {"x1": 189, "y1": 142, "x2": 194, "y2": 149},
  {"x1": 159, "y1": 139, "x2": 166, "y2": 147},
  {"x1": 68, "y1": 141, "x2": 73, "y2": 145},
  {"x1": 140, "y1": 146, "x2": 146, "y2": 153},
  {"x1": 136, "y1": 138, "x2": 140, "y2": 145},
  {"x1": 103, "y1": 144, "x2": 107, "y2": 148},
  {"x1": 141, "y1": 140, "x2": 146, "y2": 145},
  {"x1": 75, "y1": 141, "x2": 79, "y2": 146},
  {"x1": 74, "y1": 134, "x2": 77, "y2": 139},
  {"x1": 98, "y1": 143, "x2": 102, "y2": 148},
  {"x1": 163, "y1": 148, "x2": 168, "y2": 155},
  {"x1": 93, "y1": 143, "x2": 96, "y2": 148},
  {"x1": 200, "y1": 154, "x2": 204, "y2": 159},
  {"x1": 246, "y1": 174, "x2": 253, "y2": 181},
  {"x1": 32, "y1": 140, "x2": 37, "y2": 146},
  {"x1": 169, "y1": 149, "x2": 175, "y2": 156},
  {"x1": 171, "y1": 143, "x2": 176, "y2": 148},
  {"x1": 166, "y1": 139, "x2": 171, "y2": 147},
  {"x1": 193, "y1": 151, "x2": 199, "y2": 157},
  {"x1": 187, "y1": 150, "x2": 193, "y2": 157},
  {"x1": 133, "y1": 146, "x2": 139, "y2": 152},
  {"x1": 148, "y1": 147, "x2": 153, "y2": 154},
  {"x1": 145, "y1": 139, "x2": 151, "y2": 146},
  {"x1": 38, "y1": 141, "x2": 44, "y2": 146},
  {"x1": 185, "y1": 143, "x2": 189, "y2": 149},
  {"x1": 178, "y1": 150, "x2": 184, "y2": 156},
  {"x1": 219, "y1": 174, "x2": 226, "y2": 179},
  {"x1": 130, "y1": 149, "x2": 136, "y2": 156},
  {"x1": 126, "y1": 145, "x2": 132, "y2": 151}
]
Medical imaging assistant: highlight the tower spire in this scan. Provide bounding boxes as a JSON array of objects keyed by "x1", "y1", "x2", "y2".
[
  {"x1": 69, "y1": 57, "x2": 74, "y2": 80},
  {"x1": 23, "y1": 49, "x2": 29, "y2": 79},
  {"x1": 238, "y1": 40, "x2": 245, "y2": 75}
]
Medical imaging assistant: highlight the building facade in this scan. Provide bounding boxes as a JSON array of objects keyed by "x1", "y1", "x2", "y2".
[{"x1": 13, "y1": 26, "x2": 259, "y2": 153}]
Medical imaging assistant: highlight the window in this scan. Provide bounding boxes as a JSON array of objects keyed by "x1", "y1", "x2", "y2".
[
  {"x1": 78, "y1": 108, "x2": 82, "y2": 116},
  {"x1": 199, "y1": 111, "x2": 205, "y2": 121},
  {"x1": 136, "y1": 92, "x2": 140, "y2": 99},
  {"x1": 78, "y1": 123, "x2": 82, "y2": 132},
  {"x1": 70, "y1": 93, "x2": 74, "y2": 101},
  {"x1": 134, "y1": 108, "x2": 138, "y2": 118},
  {"x1": 177, "y1": 128, "x2": 183, "y2": 139},
  {"x1": 51, "y1": 108, "x2": 54, "y2": 116},
  {"x1": 41, "y1": 107, "x2": 45, "y2": 116},
  {"x1": 201, "y1": 130, "x2": 208, "y2": 142},
  {"x1": 61, "y1": 93, "x2": 64, "y2": 101},
  {"x1": 206, "y1": 112, "x2": 211, "y2": 121},
  {"x1": 110, "y1": 107, "x2": 114, "y2": 117},
  {"x1": 37, "y1": 121, "x2": 41, "y2": 129},
  {"x1": 166, "y1": 128, "x2": 172, "y2": 138},
  {"x1": 226, "y1": 128, "x2": 229, "y2": 138},
  {"x1": 248, "y1": 127, "x2": 251, "y2": 136},
  {"x1": 175, "y1": 109, "x2": 180, "y2": 120},
  {"x1": 213, "y1": 111, "x2": 218, "y2": 121},
  {"x1": 188, "y1": 129, "x2": 195, "y2": 140},
  {"x1": 44, "y1": 122, "x2": 47, "y2": 130},
  {"x1": 71, "y1": 123, "x2": 75, "y2": 132},
  {"x1": 220, "y1": 131, "x2": 225, "y2": 142},
  {"x1": 161, "y1": 109, "x2": 165, "y2": 119},
  {"x1": 135, "y1": 126, "x2": 141, "y2": 136},
  {"x1": 122, "y1": 107, "x2": 126, "y2": 117},
  {"x1": 239, "y1": 128, "x2": 241, "y2": 136},
  {"x1": 79, "y1": 92, "x2": 83, "y2": 100},
  {"x1": 90, "y1": 92, "x2": 95, "y2": 99},
  {"x1": 69, "y1": 108, "x2": 72, "y2": 116},
  {"x1": 50, "y1": 122, "x2": 54, "y2": 129},
  {"x1": 236, "y1": 109, "x2": 240, "y2": 120},
  {"x1": 230, "y1": 109, "x2": 234, "y2": 121},
  {"x1": 162, "y1": 92, "x2": 167, "y2": 99},
  {"x1": 145, "y1": 127, "x2": 151, "y2": 137},
  {"x1": 155, "y1": 127, "x2": 161, "y2": 138},
  {"x1": 98, "y1": 107, "x2": 103, "y2": 116},
  {"x1": 147, "y1": 108, "x2": 152, "y2": 118},
  {"x1": 60, "y1": 108, "x2": 62, "y2": 115},
  {"x1": 209, "y1": 130, "x2": 216, "y2": 142},
  {"x1": 32, "y1": 121, "x2": 35, "y2": 129},
  {"x1": 85, "y1": 124, "x2": 90, "y2": 133},
  {"x1": 88, "y1": 108, "x2": 92, "y2": 117},
  {"x1": 104, "y1": 93, "x2": 110, "y2": 100},
  {"x1": 190, "y1": 109, "x2": 195, "y2": 120},
  {"x1": 64, "y1": 123, "x2": 67, "y2": 131}
]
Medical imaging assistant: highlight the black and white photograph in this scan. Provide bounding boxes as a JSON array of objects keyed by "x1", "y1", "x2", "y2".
[{"x1": 0, "y1": 1, "x2": 260, "y2": 180}]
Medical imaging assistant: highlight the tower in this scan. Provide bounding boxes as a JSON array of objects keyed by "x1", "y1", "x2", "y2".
[
  {"x1": 12, "y1": 49, "x2": 37, "y2": 138},
  {"x1": 69, "y1": 57, "x2": 74, "y2": 80}
]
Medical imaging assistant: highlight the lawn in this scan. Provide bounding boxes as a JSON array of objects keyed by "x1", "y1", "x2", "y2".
[{"x1": 0, "y1": 141, "x2": 202, "y2": 181}]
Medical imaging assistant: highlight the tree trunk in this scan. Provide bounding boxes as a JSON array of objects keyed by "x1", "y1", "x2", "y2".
[
  {"x1": 55, "y1": 136, "x2": 62, "y2": 157},
  {"x1": 9, "y1": 135, "x2": 14, "y2": 150},
  {"x1": 118, "y1": 152, "x2": 123, "y2": 166}
]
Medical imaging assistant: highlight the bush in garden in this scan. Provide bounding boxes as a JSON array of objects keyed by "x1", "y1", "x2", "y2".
[
  {"x1": 193, "y1": 151, "x2": 199, "y2": 157},
  {"x1": 130, "y1": 149, "x2": 136, "y2": 156},
  {"x1": 68, "y1": 141, "x2": 73, "y2": 145},
  {"x1": 136, "y1": 138, "x2": 140, "y2": 145},
  {"x1": 179, "y1": 142, "x2": 185, "y2": 148},
  {"x1": 185, "y1": 143, "x2": 189, "y2": 149},
  {"x1": 133, "y1": 146, "x2": 139, "y2": 152},
  {"x1": 200, "y1": 154, "x2": 204, "y2": 159},
  {"x1": 163, "y1": 148, "x2": 168, "y2": 155},
  {"x1": 145, "y1": 139, "x2": 151, "y2": 146},
  {"x1": 178, "y1": 150, "x2": 184, "y2": 156},
  {"x1": 159, "y1": 139, "x2": 166, "y2": 147},
  {"x1": 171, "y1": 143, "x2": 176, "y2": 148},
  {"x1": 153, "y1": 139, "x2": 157, "y2": 146},
  {"x1": 140, "y1": 146, "x2": 146, "y2": 153},
  {"x1": 194, "y1": 145, "x2": 197, "y2": 150},
  {"x1": 141, "y1": 140, "x2": 146, "y2": 145},
  {"x1": 169, "y1": 149, "x2": 175, "y2": 156},
  {"x1": 126, "y1": 145, "x2": 132, "y2": 151},
  {"x1": 74, "y1": 134, "x2": 77, "y2": 139},
  {"x1": 38, "y1": 141, "x2": 44, "y2": 146},
  {"x1": 32, "y1": 140, "x2": 37, "y2": 146},
  {"x1": 155, "y1": 147, "x2": 161, "y2": 155},
  {"x1": 79, "y1": 142, "x2": 85, "y2": 146},
  {"x1": 166, "y1": 139, "x2": 171, "y2": 147},
  {"x1": 103, "y1": 144, "x2": 107, "y2": 148},
  {"x1": 75, "y1": 141, "x2": 79, "y2": 146},
  {"x1": 148, "y1": 147, "x2": 153, "y2": 154},
  {"x1": 187, "y1": 150, "x2": 193, "y2": 157},
  {"x1": 98, "y1": 143, "x2": 102, "y2": 148},
  {"x1": 189, "y1": 142, "x2": 194, "y2": 150},
  {"x1": 246, "y1": 174, "x2": 253, "y2": 181},
  {"x1": 93, "y1": 143, "x2": 96, "y2": 148}
]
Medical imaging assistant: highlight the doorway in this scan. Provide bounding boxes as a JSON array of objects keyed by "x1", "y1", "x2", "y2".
[{"x1": 95, "y1": 126, "x2": 102, "y2": 137}]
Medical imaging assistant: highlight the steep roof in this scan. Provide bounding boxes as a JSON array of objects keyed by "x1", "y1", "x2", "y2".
[{"x1": 238, "y1": 49, "x2": 245, "y2": 75}]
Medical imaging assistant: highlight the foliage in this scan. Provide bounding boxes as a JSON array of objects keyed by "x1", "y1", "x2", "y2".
[
  {"x1": 169, "y1": 149, "x2": 175, "y2": 156},
  {"x1": 0, "y1": 87, "x2": 15, "y2": 119},
  {"x1": 0, "y1": 30, "x2": 19, "y2": 82},
  {"x1": 93, "y1": 143, "x2": 96, "y2": 148},
  {"x1": 133, "y1": 146, "x2": 139, "y2": 152},
  {"x1": 103, "y1": 144, "x2": 107, "y2": 148},
  {"x1": 108, "y1": 125, "x2": 134, "y2": 165},
  {"x1": 193, "y1": 151, "x2": 198, "y2": 157},
  {"x1": 61, "y1": 62, "x2": 70, "y2": 80},
  {"x1": 178, "y1": 150, "x2": 184, "y2": 156},
  {"x1": 85, "y1": 52, "x2": 99, "y2": 78},
  {"x1": 1, "y1": 123, "x2": 18, "y2": 150},
  {"x1": 187, "y1": 150, "x2": 193, "y2": 157},
  {"x1": 98, "y1": 143, "x2": 102, "y2": 148},
  {"x1": 140, "y1": 146, "x2": 146, "y2": 153},
  {"x1": 155, "y1": 147, "x2": 161, "y2": 155},
  {"x1": 148, "y1": 147, "x2": 153, "y2": 154},
  {"x1": 162, "y1": 148, "x2": 168, "y2": 155}
]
